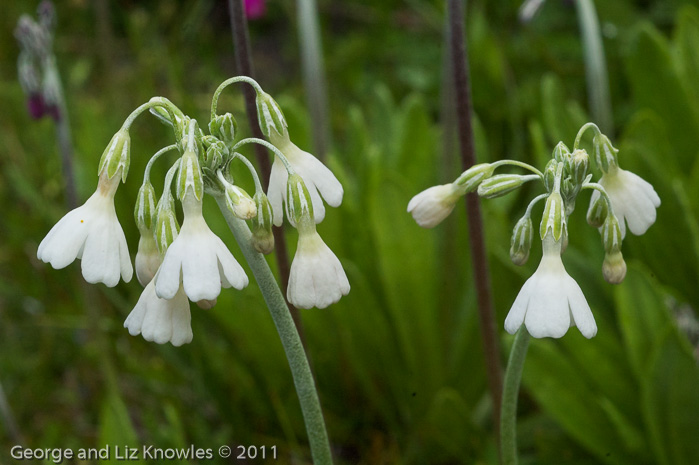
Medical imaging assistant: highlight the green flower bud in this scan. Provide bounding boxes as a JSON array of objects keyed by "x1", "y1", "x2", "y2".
[
  {"x1": 256, "y1": 91, "x2": 287, "y2": 138},
  {"x1": 154, "y1": 196, "x2": 180, "y2": 254},
  {"x1": 543, "y1": 159, "x2": 557, "y2": 192},
  {"x1": 209, "y1": 112, "x2": 238, "y2": 146},
  {"x1": 593, "y1": 133, "x2": 619, "y2": 173},
  {"x1": 477, "y1": 174, "x2": 533, "y2": 199},
  {"x1": 98, "y1": 129, "x2": 130, "y2": 182},
  {"x1": 571, "y1": 149, "x2": 590, "y2": 186},
  {"x1": 204, "y1": 139, "x2": 226, "y2": 171},
  {"x1": 586, "y1": 194, "x2": 608, "y2": 228},
  {"x1": 601, "y1": 214, "x2": 622, "y2": 254},
  {"x1": 252, "y1": 192, "x2": 275, "y2": 254},
  {"x1": 286, "y1": 173, "x2": 314, "y2": 230},
  {"x1": 453, "y1": 163, "x2": 495, "y2": 193},
  {"x1": 134, "y1": 181, "x2": 157, "y2": 231},
  {"x1": 553, "y1": 142, "x2": 571, "y2": 164},
  {"x1": 224, "y1": 184, "x2": 256, "y2": 220},
  {"x1": 540, "y1": 192, "x2": 565, "y2": 241},
  {"x1": 176, "y1": 149, "x2": 204, "y2": 201},
  {"x1": 603, "y1": 250, "x2": 626, "y2": 284},
  {"x1": 510, "y1": 215, "x2": 533, "y2": 266}
]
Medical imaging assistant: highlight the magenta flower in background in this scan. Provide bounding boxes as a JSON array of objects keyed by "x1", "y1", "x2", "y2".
[{"x1": 244, "y1": 0, "x2": 266, "y2": 19}]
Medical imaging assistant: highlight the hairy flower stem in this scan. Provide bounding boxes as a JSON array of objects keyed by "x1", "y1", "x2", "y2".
[
  {"x1": 216, "y1": 196, "x2": 333, "y2": 465},
  {"x1": 448, "y1": 0, "x2": 504, "y2": 437},
  {"x1": 227, "y1": 0, "x2": 304, "y2": 342},
  {"x1": 500, "y1": 330, "x2": 530, "y2": 465},
  {"x1": 575, "y1": 0, "x2": 613, "y2": 136}
]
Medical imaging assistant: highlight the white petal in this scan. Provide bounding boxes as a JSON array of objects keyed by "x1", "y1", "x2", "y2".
[
  {"x1": 504, "y1": 279, "x2": 533, "y2": 335},
  {"x1": 181, "y1": 240, "x2": 220, "y2": 302},
  {"x1": 215, "y1": 240, "x2": 248, "y2": 290},
  {"x1": 300, "y1": 152, "x2": 344, "y2": 207},
  {"x1": 524, "y1": 278, "x2": 570, "y2": 338},
  {"x1": 267, "y1": 158, "x2": 287, "y2": 227},
  {"x1": 155, "y1": 243, "x2": 184, "y2": 300},
  {"x1": 566, "y1": 277, "x2": 597, "y2": 338}
]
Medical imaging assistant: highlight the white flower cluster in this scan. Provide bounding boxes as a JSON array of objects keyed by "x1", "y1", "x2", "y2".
[
  {"x1": 37, "y1": 81, "x2": 350, "y2": 347},
  {"x1": 407, "y1": 124, "x2": 659, "y2": 339}
]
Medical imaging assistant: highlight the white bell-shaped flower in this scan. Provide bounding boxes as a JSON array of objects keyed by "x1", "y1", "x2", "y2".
[
  {"x1": 589, "y1": 166, "x2": 660, "y2": 238},
  {"x1": 288, "y1": 230, "x2": 350, "y2": 309},
  {"x1": 267, "y1": 131, "x2": 343, "y2": 227},
  {"x1": 37, "y1": 170, "x2": 132, "y2": 287},
  {"x1": 124, "y1": 276, "x2": 192, "y2": 347},
  {"x1": 155, "y1": 191, "x2": 248, "y2": 302},
  {"x1": 504, "y1": 234, "x2": 597, "y2": 339},
  {"x1": 407, "y1": 184, "x2": 460, "y2": 228}
]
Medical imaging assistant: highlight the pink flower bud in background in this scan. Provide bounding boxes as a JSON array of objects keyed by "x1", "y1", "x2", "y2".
[
  {"x1": 244, "y1": 0, "x2": 266, "y2": 20},
  {"x1": 26, "y1": 93, "x2": 46, "y2": 119}
]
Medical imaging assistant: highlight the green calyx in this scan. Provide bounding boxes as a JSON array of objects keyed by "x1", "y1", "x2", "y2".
[
  {"x1": 252, "y1": 192, "x2": 275, "y2": 254},
  {"x1": 176, "y1": 149, "x2": 204, "y2": 201},
  {"x1": 256, "y1": 91, "x2": 287, "y2": 138},
  {"x1": 154, "y1": 195, "x2": 179, "y2": 254},
  {"x1": 209, "y1": 112, "x2": 238, "y2": 146},
  {"x1": 593, "y1": 133, "x2": 619, "y2": 173},
  {"x1": 286, "y1": 173, "x2": 314, "y2": 230},
  {"x1": 510, "y1": 215, "x2": 533, "y2": 266},
  {"x1": 454, "y1": 163, "x2": 495, "y2": 193},
  {"x1": 98, "y1": 130, "x2": 131, "y2": 182},
  {"x1": 540, "y1": 191, "x2": 565, "y2": 241},
  {"x1": 134, "y1": 182, "x2": 157, "y2": 230},
  {"x1": 477, "y1": 174, "x2": 536, "y2": 199}
]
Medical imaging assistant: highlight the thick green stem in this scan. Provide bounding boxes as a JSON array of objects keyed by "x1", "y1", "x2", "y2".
[
  {"x1": 216, "y1": 196, "x2": 333, "y2": 465},
  {"x1": 575, "y1": 0, "x2": 613, "y2": 135},
  {"x1": 500, "y1": 329, "x2": 530, "y2": 465}
]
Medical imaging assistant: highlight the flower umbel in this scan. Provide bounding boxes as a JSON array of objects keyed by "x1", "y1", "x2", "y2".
[
  {"x1": 504, "y1": 234, "x2": 597, "y2": 339},
  {"x1": 37, "y1": 170, "x2": 132, "y2": 287}
]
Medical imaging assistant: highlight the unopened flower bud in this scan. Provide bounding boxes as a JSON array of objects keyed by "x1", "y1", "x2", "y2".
[
  {"x1": 593, "y1": 133, "x2": 619, "y2": 173},
  {"x1": 477, "y1": 174, "x2": 535, "y2": 199},
  {"x1": 256, "y1": 91, "x2": 287, "y2": 138},
  {"x1": 543, "y1": 159, "x2": 557, "y2": 192},
  {"x1": 177, "y1": 149, "x2": 204, "y2": 201},
  {"x1": 453, "y1": 163, "x2": 495, "y2": 193},
  {"x1": 135, "y1": 230, "x2": 161, "y2": 287},
  {"x1": 134, "y1": 181, "x2": 157, "y2": 231},
  {"x1": 510, "y1": 215, "x2": 533, "y2": 266},
  {"x1": 407, "y1": 184, "x2": 461, "y2": 228},
  {"x1": 601, "y1": 214, "x2": 622, "y2": 254},
  {"x1": 603, "y1": 250, "x2": 626, "y2": 284},
  {"x1": 225, "y1": 184, "x2": 256, "y2": 220},
  {"x1": 252, "y1": 192, "x2": 275, "y2": 254},
  {"x1": 570, "y1": 149, "x2": 589, "y2": 186},
  {"x1": 98, "y1": 129, "x2": 131, "y2": 182},
  {"x1": 209, "y1": 112, "x2": 238, "y2": 146},
  {"x1": 553, "y1": 142, "x2": 571, "y2": 163},
  {"x1": 286, "y1": 173, "x2": 314, "y2": 229},
  {"x1": 204, "y1": 139, "x2": 226, "y2": 170},
  {"x1": 586, "y1": 194, "x2": 608, "y2": 228},
  {"x1": 540, "y1": 192, "x2": 565, "y2": 241}
]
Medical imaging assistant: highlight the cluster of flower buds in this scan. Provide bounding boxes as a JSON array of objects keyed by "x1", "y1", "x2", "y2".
[
  {"x1": 408, "y1": 123, "x2": 660, "y2": 339},
  {"x1": 15, "y1": 1, "x2": 62, "y2": 121},
  {"x1": 37, "y1": 77, "x2": 350, "y2": 346}
]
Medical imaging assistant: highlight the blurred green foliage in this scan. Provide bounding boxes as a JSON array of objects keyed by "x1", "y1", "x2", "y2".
[{"x1": 0, "y1": 0, "x2": 698, "y2": 464}]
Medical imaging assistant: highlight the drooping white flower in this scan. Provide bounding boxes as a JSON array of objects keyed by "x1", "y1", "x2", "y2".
[
  {"x1": 407, "y1": 184, "x2": 460, "y2": 228},
  {"x1": 287, "y1": 231, "x2": 350, "y2": 309},
  {"x1": 504, "y1": 234, "x2": 597, "y2": 339},
  {"x1": 124, "y1": 277, "x2": 192, "y2": 347},
  {"x1": 37, "y1": 170, "x2": 132, "y2": 287},
  {"x1": 267, "y1": 131, "x2": 343, "y2": 227},
  {"x1": 588, "y1": 166, "x2": 660, "y2": 238},
  {"x1": 155, "y1": 191, "x2": 248, "y2": 302}
]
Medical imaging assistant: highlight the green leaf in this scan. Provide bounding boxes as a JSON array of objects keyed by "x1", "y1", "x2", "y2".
[{"x1": 98, "y1": 392, "x2": 142, "y2": 464}]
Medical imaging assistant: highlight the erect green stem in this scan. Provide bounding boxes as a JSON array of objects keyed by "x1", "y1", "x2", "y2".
[
  {"x1": 215, "y1": 196, "x2": 333, "y2": 465},
  {"x1": 210, "y1": 75, "x2": 264, "y2": 121},
  {"x1": 232, "y1": 137, "x2": 295, "y2": 174},
  {"x1": 143, "y1": 144, "x2": 178, "y2": 184},
  {"x1": 493, "y1": 160, "x2": 544, "y2": 178},
  {"x1": 574, "y1": 0, "x2": 613, "y2": 136},
  {"x1": 573, "y1": 122, "x2": 601, "y2": 150},
  {"x1": 500, "y1": 329, "x2": 530, "y2": 465}
]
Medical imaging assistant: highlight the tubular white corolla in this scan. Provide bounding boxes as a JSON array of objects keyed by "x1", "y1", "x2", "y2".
[
  {"x1": 37, "y1": 170, "x2": 132, "y2": 287},
  {"x1": 504, "y1": 234, "x2": 597, "y2": 339}
]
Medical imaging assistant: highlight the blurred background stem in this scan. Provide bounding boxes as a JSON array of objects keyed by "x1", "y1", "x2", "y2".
[
  {"x1": 0, "y1": 380, "x2": 23, "y2": 444},
  {"x1": 216, "y1": 197, "x2": 333, "y2": 465},
  {"x1": 297, "y1": 0, "x2": 331, "y2": 161},
  {"x1": 448, "y1": 0, "x2": 504, "y2": 439},
  {"x1": 227, "y1": 0, "x2": 304, "y2": 342},
  {"x1": 575, "y1": 0, "x2": 613, "y2": 136},
  {"x1": 500, "y1": 330, "x2": 530, "y2": 465}
]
